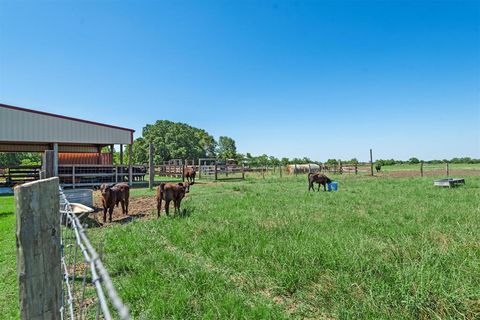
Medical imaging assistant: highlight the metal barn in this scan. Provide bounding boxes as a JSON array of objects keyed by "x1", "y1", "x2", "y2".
[{"x1": 0, "y1": 103, "x2": 141, "y2": 187}]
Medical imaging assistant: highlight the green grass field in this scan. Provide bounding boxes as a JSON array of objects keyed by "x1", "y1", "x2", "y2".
[{"x1": 1, "y1": 174, "x2": 480, "y2": 319}]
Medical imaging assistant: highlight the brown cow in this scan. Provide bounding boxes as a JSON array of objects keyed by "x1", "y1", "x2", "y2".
[
  {"x1": 156, "y1": 182, "x2": 190, "y2": 217},
  {"x1": 100, "y1": 183, "x2": 130, "y2": 222},
  {"x1": 184, "y1": 166, "x2": 196, "y2": 184},
  {"x1": 308, "y1": 173, "x2": 332, "y2": 192}
]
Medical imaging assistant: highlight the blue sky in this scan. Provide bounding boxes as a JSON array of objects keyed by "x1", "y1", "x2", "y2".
[{"x1": 0, "y1": 0, "x2": 478, "y2": 161}]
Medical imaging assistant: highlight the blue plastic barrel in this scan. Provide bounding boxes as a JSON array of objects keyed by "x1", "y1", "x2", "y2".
[{"x1": 328, "y1": 181, "x2": 338, "y2": 192}]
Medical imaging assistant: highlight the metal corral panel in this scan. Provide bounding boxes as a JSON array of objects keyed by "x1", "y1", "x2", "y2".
[
  {"x1": 60, "y1": 189, "x2": 93, "y2": 207},
  {"x1": 0, "y1": 104, "x2": 133, "y2": 145}
]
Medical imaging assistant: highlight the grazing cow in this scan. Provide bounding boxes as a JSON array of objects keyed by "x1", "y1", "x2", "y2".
[
  {"x1": 156, "y1": 182, "x2": 190, "y2": 217},
  {"x1": 308, "y1": 173, "x2": 332, "y2": 192},
  {"x1": 99, "y1": 183, "x2": 130, "y2": 223},
  {"x1": 184, "y1": 166, "x2": 196, "y2": 184},
  {"x1": 375, "y1": 164, "x2": 382, "y2": 173}
]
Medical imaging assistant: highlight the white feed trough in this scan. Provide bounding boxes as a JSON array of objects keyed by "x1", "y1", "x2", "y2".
[
  {"x1": 68, "y1": 203, "x2": 94, "y2": 220},
  {"x1": 434, "y1": 178, "x2": 465, "y2": 188}
]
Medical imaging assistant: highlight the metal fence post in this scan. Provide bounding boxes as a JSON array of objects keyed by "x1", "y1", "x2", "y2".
[
  {"x1": 15, "y1": 177, "x2": 61, "y2": 320},
  {"x1": 72, "y1": 165, "x2": 76, "y2": 189}
]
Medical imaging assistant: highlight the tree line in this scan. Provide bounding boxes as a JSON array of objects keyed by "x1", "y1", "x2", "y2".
[{"x1": 0, "y1": 120, "x2": 478, "y2": 167}]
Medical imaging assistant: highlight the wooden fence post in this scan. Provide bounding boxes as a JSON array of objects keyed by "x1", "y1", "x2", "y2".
[
  {"x1": 15, "y1": 177, "x2": 61, "y2": 320},
  {"x1": 446, "y1": 163, "x2": 449, "y2": 177},
  {"x1": 128, "y1": 144, "x2": 133, "y2": 185},
  {"x1": 214, "y1": 160, "x2": 218, "y2": 181},
  {"x1": 355, "y1": 164, "x2": 358, "y2": 175},
  {"x1": 420, "y1": 162, "x2": 424, "y2": 177},
  {"x1": 182, "y1": 159, "x2": 186, "y2": 182},
  {"x1": 279, "y1": 165, "x2": 282, "y2": 178},
  {"x1": 242, "y1": 163, "x2": 245, "y2": 180},
  {"x1": 339, "y1": 160, "x2": 343, "y2": 174},
  {"x1": 198, "y1": 159, "x2": 202, "y2": 179},
  {"x1": 149, "y1": 143, "x2": 154, "y2": 190},
  {"x1": 370, "y1": 149, "x2": 374, "y2": 176}
]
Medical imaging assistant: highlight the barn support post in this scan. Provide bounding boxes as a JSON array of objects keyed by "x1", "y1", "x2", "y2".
[
  {"x1": 15, "y1": 177, "x2": 61, "y2": 320},
  {"x1": 97, "y1": 145, "x2": 102, "y2": 165},
  {"x1": 72, "y1": 165, "x2": 76, "y2": 189},
  {"x1": 110, "y1": 144, "x2": 114, "y2": 165},
  {"x1": 420, "y1": 162, "x2": 424, "y2": 177},
  {"x1": 128, "y1": 144, "x2": 133, "y2": 185},
  {"x1": 370, "y1": 149, "x2": 374, "y2": 176},
  {"x1": 43, "y1": 150, "x2": 55, "y2": 178},
  {"x1": 119, "y1": 144, "x2": 124, "y2": 165},
  {"x1": 53, "y1": 143, "x2": 58, "y2": 177},
  {"x1": 446, "y1": 162, "x2": 449, "y2": 177},
  {"x1": 149, "y1": 143, "x2": 154, "y2": 190}
]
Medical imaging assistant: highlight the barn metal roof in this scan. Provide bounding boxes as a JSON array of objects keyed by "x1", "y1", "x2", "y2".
[{"x1": 0, "y1": 103, "x2": 134, "y2": 152}]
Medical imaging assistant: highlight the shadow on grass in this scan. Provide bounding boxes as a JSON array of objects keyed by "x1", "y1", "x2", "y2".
[{"x1": 0, "y1": 211, "x2": 14, "y2": 220}]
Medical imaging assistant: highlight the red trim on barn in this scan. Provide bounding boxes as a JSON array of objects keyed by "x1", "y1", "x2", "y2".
[{"x1": 0, "y1": 103, "x2": 135, "y2": 133}]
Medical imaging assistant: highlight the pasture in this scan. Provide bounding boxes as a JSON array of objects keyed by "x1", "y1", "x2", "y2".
[{"x1": 1, "y1": 173, "x2": 480, "y2": 319}]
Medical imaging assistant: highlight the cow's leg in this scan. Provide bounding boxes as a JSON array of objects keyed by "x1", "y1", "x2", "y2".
[
  {"x1": 165, "y1": 199, "x2": 171, "y2": 216},
  {"x1": 109, "y1": 206, "x2": 114, "y2": 222},
  {"x1": 323, "y1": 183, "x2": 327, "y2": 191},
  {"x1": 103, "y1": 206, "x2": 107, "y2": 223},
  {"x1": 157, "y1": 197, "x2": 162, "y2": 218},
  {"x1": 176, "y1": 199, "x2": 182, "y2": 215},
  {"x1": 308, "y1": 181, "x2": 313, "y2": 192},
  {"x1": 125, "y1": 197, "x2": 129, "y2": 215},
  {"x1": 120, "y1": 200, "x2": 126, "y2": 215},
  {"x1": 173, "y1": 200, "x2": 178, "y2": 215}
]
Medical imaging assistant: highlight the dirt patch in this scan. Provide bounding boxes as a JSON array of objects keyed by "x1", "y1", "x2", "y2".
[{"x1": 89, "y1": 191, "x2": 157, "y2": 225}]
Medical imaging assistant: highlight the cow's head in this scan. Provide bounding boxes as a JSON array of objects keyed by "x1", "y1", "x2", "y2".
[
  {"x1": 178, "y1": 182, "x2": 190, "y2": 193},
  {"x1": 100, "y1": 183, "x2": 115, "y2": 198}
]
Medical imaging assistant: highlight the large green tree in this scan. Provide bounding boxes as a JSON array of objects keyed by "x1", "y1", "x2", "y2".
[
  {"x1": 131, "y1": 120, "x2": 216, "y2": 164},
  {"x1": 0, "y1": 153, "x2": 41, "y2": 167},
  {"x1": 217, "y1": 136, "x2": 237, "y2": 160}
]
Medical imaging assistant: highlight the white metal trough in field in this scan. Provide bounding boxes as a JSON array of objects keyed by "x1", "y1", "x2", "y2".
[{"x1": 434, "y1": 178, "x2": 465, "y2": 187}]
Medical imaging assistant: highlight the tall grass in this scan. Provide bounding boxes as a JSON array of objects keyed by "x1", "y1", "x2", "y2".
[{"x1": 99, "y1": 175, "x2": 480, "y2": 319}]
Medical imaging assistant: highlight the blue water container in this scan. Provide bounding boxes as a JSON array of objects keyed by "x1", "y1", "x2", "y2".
[{"x1": 328, "y1": 181, "x2": 338, "y2": 192}]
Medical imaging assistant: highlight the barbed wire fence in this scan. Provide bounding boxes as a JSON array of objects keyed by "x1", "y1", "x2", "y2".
[
  {"x1": 59, "y1": 187, "x2": 131, "y2": 320},
  {"x1": 15, "y1": 177, "x2": 130, "y2": 320}
]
